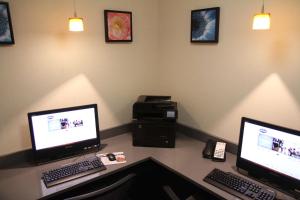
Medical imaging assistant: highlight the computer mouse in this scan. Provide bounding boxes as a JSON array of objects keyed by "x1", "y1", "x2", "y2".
[{"x1": 106, "y1": 153, "x2": 116, "y2": 161}]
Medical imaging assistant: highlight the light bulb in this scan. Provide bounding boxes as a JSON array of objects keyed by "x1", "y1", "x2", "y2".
[
  {"x1": 69, "y1": 17, "x2": 84, "y2": 32},
  {"x1": 253, "y1": 13, "x2": 271, "y2": 30}
]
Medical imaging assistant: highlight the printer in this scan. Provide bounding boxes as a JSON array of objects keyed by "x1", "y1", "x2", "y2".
[
  {"x1": 132, "y1": 95, "x2": 177, "y2": 148},
  {"x1": 133, "y1": 95, "x2": 178, "y2": 121}
]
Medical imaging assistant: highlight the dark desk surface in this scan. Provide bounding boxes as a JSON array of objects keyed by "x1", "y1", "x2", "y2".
[{"x1": 0, "y1": 133, "x2": 296, "y2": 200}]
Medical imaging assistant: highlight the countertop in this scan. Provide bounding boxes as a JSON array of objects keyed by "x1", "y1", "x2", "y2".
[{"x1": 0, "y1": 133, "x2": 296, "y2": 200}]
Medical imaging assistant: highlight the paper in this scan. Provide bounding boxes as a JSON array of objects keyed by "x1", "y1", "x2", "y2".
[{"x1": 96, "y1": 152, "x2": 126, "y2": 165}]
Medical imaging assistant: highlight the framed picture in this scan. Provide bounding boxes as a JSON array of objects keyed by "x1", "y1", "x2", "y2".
[
  {"x1": 0, "y1": 2, "x2": 14, "y2": 44},
  {"x1": 191, "y1": 7, "x2": 220, "y2": 43},
  {"x1": 104, "y1": 10, "x2": 132, "y2": 42}
]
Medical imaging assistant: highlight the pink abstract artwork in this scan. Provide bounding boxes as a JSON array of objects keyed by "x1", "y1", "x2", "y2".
[{"x1": 105, "y1": 10, "x2": 132, "y2": 42}]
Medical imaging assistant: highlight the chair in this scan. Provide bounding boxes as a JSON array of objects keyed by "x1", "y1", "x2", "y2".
[
  {"x1": 163, "y1": 185, "x2": 197, "y2": 200},
  {"x1": 64, "y1": 173, "x2": 136, "y2": 200}
]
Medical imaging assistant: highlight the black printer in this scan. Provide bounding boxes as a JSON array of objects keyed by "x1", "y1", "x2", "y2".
[
  {"x1": 132, "y1": 95, "x2": 177, "y2": 148},
  {"x1": 133, "y1": 95, "x2": 177, "y2": 121}
]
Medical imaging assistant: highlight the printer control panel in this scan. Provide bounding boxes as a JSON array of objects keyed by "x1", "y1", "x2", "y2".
[{"x1": 166, "y1": 111, "x2": 176, "y2": 119}]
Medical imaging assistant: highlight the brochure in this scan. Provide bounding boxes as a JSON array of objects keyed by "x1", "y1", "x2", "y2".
[{"x1": 96, "y1": 151, "x2": 126, "y2": 165}]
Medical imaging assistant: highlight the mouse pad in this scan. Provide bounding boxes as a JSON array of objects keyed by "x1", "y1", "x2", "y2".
[{"x1": 96, "y1": 152, "x2": 126, "y2": 165}]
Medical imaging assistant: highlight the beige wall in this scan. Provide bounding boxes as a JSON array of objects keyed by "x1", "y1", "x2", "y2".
[
  {"x1": 158, "y1": 0, "x2": 300, "y2": 143},
  {"x1": 0, "y1": 0, "x2": 159, "y2": 155}
]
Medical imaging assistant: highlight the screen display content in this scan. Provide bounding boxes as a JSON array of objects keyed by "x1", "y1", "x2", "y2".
[
  {"x1": 241, "y1": 122, "x2": 300, "y2": 180},
  {"x1": 237, "y1": 117, "x2": 300, "y2": 197},
  {"x1": 32, "y1": 108, "x2": 97, "y2": 150},
  {"x1": 28, "y1": 104, "x2": 100, "y2": 163}
]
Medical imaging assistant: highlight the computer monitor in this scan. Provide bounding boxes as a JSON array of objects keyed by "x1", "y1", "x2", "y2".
[
  {"x1": 236, "y1": 117, "x2": 300, "y2": 197},
  {"x1": 28, "y1": 104, "x2": 100, "y2": 163}
]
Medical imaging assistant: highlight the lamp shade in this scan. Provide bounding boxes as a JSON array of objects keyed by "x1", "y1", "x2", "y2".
[
  {"x1": 69, "y1": 17, "x2": 84, "y2": 32},
  {"x1": 252, "y1": 13, "x2": 271, "y2": 30}
]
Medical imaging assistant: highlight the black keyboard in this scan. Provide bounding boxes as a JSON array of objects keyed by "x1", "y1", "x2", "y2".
[
  {"x1": 42, "y1": 156, "x2": 106, "y2": 188},
  {"x1": 204, "y1": 168, "x2": 276, "y2": 200}
]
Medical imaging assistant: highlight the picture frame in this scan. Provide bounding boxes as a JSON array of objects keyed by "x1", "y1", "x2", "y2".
[
  {"x1": 191, "y1": 7, "x2": 220, "y2": 43},
  {"x1": 104, "y1": 10, "x2": 132, "y2": 42},
  {"x1": 0, "y1": 2, "x2": 14, "y2": 45}
]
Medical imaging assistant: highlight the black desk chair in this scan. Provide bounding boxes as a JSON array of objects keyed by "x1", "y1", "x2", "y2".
[
  {"x1": 64, "y1": 173, "x2": 136, "y2": 200},
  {"x1": 163, "y1": 185, "x2": 197, "y2": 200}
]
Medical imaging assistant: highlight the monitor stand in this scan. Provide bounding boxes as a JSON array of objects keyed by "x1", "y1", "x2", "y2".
[{"x1": 238, "y1": 168, "x2": 300, "y2": 199}]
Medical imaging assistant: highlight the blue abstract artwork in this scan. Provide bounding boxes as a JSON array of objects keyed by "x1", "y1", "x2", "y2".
[
  {"x1": 191, "y1": 7, "x2": 219, "y2": 43},
  {"x1": 0, "y1": 2, "x2": 14, "y2": 44}
]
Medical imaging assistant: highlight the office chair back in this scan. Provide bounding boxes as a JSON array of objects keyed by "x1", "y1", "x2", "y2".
[{"x1": 64, "y1": 173, "x2": 136, "y2": 200}]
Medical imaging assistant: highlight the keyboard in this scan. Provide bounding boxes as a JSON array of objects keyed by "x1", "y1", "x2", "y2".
[
  {"x1": 42, "y1": 156, "x2": 106, "y2": 188},
  {"x1": 204, "y1": 168, "x2": 276, "y2": 200}
]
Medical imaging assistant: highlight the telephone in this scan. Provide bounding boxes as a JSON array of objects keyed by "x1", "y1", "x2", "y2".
[{"x1": 202, "y1": 139, "x2": 226, "y2": 162}]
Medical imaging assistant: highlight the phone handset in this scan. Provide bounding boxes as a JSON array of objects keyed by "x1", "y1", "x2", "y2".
[{"x1": 202, "y1": 140, "x2": 226, "y2": 162}]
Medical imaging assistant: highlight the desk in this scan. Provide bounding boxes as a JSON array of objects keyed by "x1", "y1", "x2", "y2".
[{"x1": 0, "y1": 133, "x2": 296, "y2": 200}]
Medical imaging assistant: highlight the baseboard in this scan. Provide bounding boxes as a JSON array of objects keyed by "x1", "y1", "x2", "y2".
[
  {"x1": 0, "y1": 122, "x2": 238, "y2": 168},
  {"x1": 0, "y1": 123, "x2": 133, "y2": 168},
  {"x1": 101, "y1": 123, "x2": 132, "y2": 139},
  {"x1": 176, "y1": 123, "x2": 238, "y2": 154}
]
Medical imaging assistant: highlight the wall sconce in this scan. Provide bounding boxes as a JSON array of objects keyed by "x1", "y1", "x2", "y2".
[
  {"x1": 252, "y1": 0, "x2": 271, "y2": 30},
  {"x1": 69, "y1": 0, "x2": 84, "y2": 32}
]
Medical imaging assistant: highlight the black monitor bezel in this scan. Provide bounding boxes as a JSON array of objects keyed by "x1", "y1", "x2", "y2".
[
  {"x1": 236, "y1": 117, "x2": 300, "y2": 191},
  {"x1": 28, "y1": 104, "x2": 100, "y2": 164}
]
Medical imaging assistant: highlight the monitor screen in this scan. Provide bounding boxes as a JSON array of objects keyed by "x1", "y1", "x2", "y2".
[
  {"x1": 28, "y1": 104, "x2": 100, "y2": 163},
  {"x1": 236, "y1": 117, "x2": 300, "y2": 193}
]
